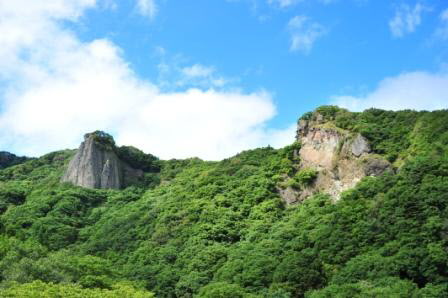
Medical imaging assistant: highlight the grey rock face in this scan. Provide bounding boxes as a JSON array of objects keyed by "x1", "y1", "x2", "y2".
[
  {"x1": 350, "y1": 134, "x2": 371, "y2": 157},
  {"x1": 62, "y1": 133, "x2": 142, "y2": 189},
  {"x1": 277, "y1": 186, "x2": 299, "y2": 205},
  {"x1": 364, "y1": 157, "x2": 391, "y2": 176}
]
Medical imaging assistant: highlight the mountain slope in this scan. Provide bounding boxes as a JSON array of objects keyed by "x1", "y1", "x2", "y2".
[
  {"x1": 0, "y1": 106, "x2": 447, "y2": 297},
  {"x1": 0, "y1": 151, "x2": 30, "y2": 169}
]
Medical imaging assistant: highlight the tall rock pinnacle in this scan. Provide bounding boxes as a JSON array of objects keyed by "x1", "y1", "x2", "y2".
[{"x1": 61, "y1": 131, "x2": 143, "y2": 189}]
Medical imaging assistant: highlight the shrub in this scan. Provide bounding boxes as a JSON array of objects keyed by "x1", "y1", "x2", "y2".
[{"x1": 294, "y1": 168, "x2": 318, "y2": 187}]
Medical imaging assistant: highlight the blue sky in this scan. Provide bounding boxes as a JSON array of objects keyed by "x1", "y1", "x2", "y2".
[
  {"x1": 77, "y1": 0, "x2": 448, "y2": 126},
  {"x1": 0, "y1": 0, "x2": 447, "y2": 159}
]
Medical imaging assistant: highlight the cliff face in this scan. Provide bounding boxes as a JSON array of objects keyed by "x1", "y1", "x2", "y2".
[
  {"x1": 280, "y1": 114, "x2": 391, "y2": 204},
  {"x1": 61, "y1": 132, "x2": 143, "y2": 189}
]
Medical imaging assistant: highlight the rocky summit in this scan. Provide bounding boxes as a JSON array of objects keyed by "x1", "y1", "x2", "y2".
[
  {"x1": 61, "y1": 131, "x2": 144, "y2": 189},
  {"x1": 278, "y1": 110, "x2": 392, "y2": 204}
]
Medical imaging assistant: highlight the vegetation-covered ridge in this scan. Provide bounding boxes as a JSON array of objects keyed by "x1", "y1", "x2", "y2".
[
  {"x1": 86, "y1": 130, "x2": 161, "y2": 174},
  {"x1": 1, "y1": 106, "x2": 448, "y2": 297},
  {"x1": 301, "y1": 105, "x2": 448, "y2": 164},
  {"x1": 0, "y1": 151, "x2": 31, "y2": 170}
]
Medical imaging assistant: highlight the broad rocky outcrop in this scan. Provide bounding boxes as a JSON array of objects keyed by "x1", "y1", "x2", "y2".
[
  {"x1": 62, "y1": 131, "x2": 143, "y2": 189},
  {"x1": 279, "y1": 113, "x2": 391, "y2": 204}
]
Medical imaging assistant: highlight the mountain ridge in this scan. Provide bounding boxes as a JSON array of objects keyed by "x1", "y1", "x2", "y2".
[
  {"x1": 0, "y1": 151, "x2": 30, "y2": 170},
  {"x1": 1, "y1": 106, "x2": 447, "y2": 297}
]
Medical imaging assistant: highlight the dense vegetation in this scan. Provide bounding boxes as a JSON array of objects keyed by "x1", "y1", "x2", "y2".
[
  {"x1": 1, "y1": 107, "x2": 447, "y2": 297},
  {"x1": 88, "y1": 130, "x2": 161, "y2": 173},
  {"x1": 0, "y1": 152, "x2": 30, "y2": 170}
]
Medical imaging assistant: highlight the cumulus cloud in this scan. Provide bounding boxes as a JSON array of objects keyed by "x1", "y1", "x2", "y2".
[
  {"x1": 389, "y1": 3, "x2": 427, "y2": 38},
  {"x1": 116, "y1": 89, "x2": 280, "y2": 159},
  {"x1": 331, "y1": 71, "x2": 448, "y2": 111},
  {"x1": 0, "y1": 0, "x2": 294, "y2": 160},
  {"x1": 288, "y1": 15, "x2": 326, "y2": 53},
  {"x1": 136, "y1": 0, "x2": 157, "y2": 19}
]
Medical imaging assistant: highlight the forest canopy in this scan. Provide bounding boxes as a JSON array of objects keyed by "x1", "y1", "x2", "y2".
[{"x1": 0, "y1": 107, "x2": 447, "y2": 297}]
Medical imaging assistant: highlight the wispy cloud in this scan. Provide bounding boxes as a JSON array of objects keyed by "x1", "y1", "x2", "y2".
[
  {"x1": 434, "y1": 8, "x2": 448, "y2": 40},
  {"x1": 136, "y1": 0, "x2": 157, "y2": 20},
  {"x1": 267, "y1": 0, "x2": 334, "y2": 8},
  {"x1": 389, "y1": 3, "x2": 427, "y2": 38},
  {"x1": 155, "y1": 51, "x2": 233, "y2": 90},
  {"x1": 182, "y1": 64, "x2": 216, "y2": 78},
  {"x1": 331, "y1": 71, "x2": 448, "y2": 111},
  {"x1": 268, "y1": 0, "x2": 301, "y2": 8},
  {"x1": 288, "y1": 15, "x2": 326, "y2": 54}
]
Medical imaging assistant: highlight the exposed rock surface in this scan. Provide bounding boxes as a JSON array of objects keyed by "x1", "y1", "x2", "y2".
[
  {"x1": 278, "y1": 185, "x2": 314, "y2": 205},
  {"x1": 62, "y1": 132, "x2": 143, "y2": 189},
  {"x1": 350, "y1": 134, "x2": 370, "y2": 157},
  {"x1": 279, "y1": 114, "x2": 391, "y2": 204}
]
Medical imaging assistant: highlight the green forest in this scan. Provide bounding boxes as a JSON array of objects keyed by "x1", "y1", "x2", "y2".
[{"x1": 1, "y1": 107, "x2": 448, "y2": 297}]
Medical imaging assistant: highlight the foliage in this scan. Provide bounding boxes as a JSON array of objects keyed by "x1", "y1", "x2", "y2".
[
  {"x1": 333, "y1": 108, "x2": 422, "y2": 162},
  {"x1": 0, "y1": 108, "x2": 447, "y2": 297},
  {"x1": 298, "y1": 107, "x2": 445, "y2": 162},
  {"x1": 197, "y1": 282, "x2": 256, "y2": 298},
  {"x1": 0, "y1": 152, "x2": 30, "y2": 170},
  {"x1": 1, "y1": 280, "x2": 154, "y2": 297},
  {"x1": 87, "y1": 131, "x2": 161, "y2": 173},
  {"x1": 294, "y1": 168, "x2": 318, "y2": 187},
  {"x1": 307, "y1": 277, "x2": 420, "y2": 297},
  {"x1": 87, "y1": 131, "x2": 116, "y2": 150},
  {"x1": 116, "y1": 146, "x2": 160, "y2": 172},
  {"x1": 315, "y1": 105, "x2": 347, "y2": 120},
  {"x1": 299, "y1": 112, "x2": 313, "y2": 121},
  {"x1": 0, "y1": 182, "x2": 29, "y2": 214}
]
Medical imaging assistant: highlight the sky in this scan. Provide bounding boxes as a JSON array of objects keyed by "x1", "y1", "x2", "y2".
[{"x1": 0, "y1": 0, "x2": 447, "y2": 160}]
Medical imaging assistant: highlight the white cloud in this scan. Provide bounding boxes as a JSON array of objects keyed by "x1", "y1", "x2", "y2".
[
  {"x1": 136, "y1": 0, "x2": 157, "y2": 19},
  {"x1": 288, "y1": 15, "x2": 326, "y2": 53},
  {"x1": 267, "y1": 0, "x2": 334, "y2": 8},
  {"x1": 179, "y1": 64, "x2": 230, "y2": 88},
  {"x1": 262, "y1": 124, "x2": 297, "y2": 148},
  {"x1": 0, "y1": 0, "x2": 294, "y2": 160},
  {"x1": 156, "y1": 57, "x2": 233, "y2": 90},
  {"x1": 331, "y1": 71, "x2": 448, "y2": 111},
  {"x1": 268, "y1": 0, "x2": 301, "y2": 8},
  {"x1": 116, "y1": 89, "x2": 281, "y2": 160},
  {"x1": 434, "y1": 8, "x2": 448, "y2": 40},
  {"x1": 181, "y1": 64, "x2": 215, "y2": 78},
  {"x1": 389, "y1": 3, "x2": 427, "y2": 38},
  {"x1": 442, "y1": 8, "x2": 448, "y2": 21}
]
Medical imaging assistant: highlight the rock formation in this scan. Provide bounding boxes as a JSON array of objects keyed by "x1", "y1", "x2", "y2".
[
  {"x1": 280, "y1": 113, "x2": 391, "y2": 204},
  {"x1": 61, "y1": 131, "x2": 143, "y2": 189}
]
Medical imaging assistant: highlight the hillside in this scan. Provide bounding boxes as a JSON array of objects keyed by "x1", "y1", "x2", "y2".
[
  {"x1": 0, "y1": 152, "x2": 30, "y2": 170},
  {"x1": 1, "y1": 106, "x2": 448, "y2": 297}
]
